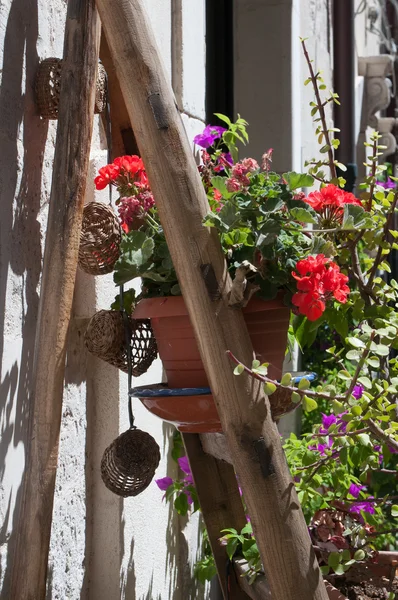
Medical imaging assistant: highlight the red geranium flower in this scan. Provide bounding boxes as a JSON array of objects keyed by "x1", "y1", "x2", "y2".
[
  {"x1": 94, "y1": 164, "x2": 120, "y2": 190},
  {"x1": 292, "y1": 254, "x2": 349, "y2": 321},
  {"x1": 113, "y1": 155, "x2": 145, "y2": 175},
  {"x1": 304, "y1": 184, "x2": 362, "y2": 225}
]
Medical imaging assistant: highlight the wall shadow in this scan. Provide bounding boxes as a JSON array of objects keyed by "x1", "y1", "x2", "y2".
[{"x1": 0, "y1": 0, "x2": 48, "y2": 596}]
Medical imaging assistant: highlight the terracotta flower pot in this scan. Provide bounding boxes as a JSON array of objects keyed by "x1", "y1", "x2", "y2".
[{"x1": 132, "y1": 295, "x2": 290, "y2": 388}]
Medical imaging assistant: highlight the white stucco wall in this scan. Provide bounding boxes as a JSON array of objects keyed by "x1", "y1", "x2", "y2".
[
  {"x1": 0, "y1": 1, "x2": 210, "y2": 599},
  {"x1": 0, "y1": 0, "x2": 385, "y2": 598}
]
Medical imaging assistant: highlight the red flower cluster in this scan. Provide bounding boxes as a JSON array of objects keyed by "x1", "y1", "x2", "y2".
[
  {"x1": 94, "y1": 155, "x2": 154, "y2": 232},
  {"x1": 292, "y1": 254, "x2": 349, "y2": 321},
  {"x1": 94, "y1": 155, "x2": 146, "y2": 190},
  {"x1": 304, "y1": 184, "x2": 361, "y2": 224}
]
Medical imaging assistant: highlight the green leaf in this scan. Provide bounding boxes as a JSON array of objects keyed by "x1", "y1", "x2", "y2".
[
  {"x1": 213, "y1": 113, "x2": 231, "y2": 126},
  {"x1": 372, "y1": 343, "x2": 390, "y2": 356},
  {"x1": 328, "y1": 552, "x2": 341, "y2": 569},
  {"x1": 367, "y1": 356, "x2": 380, "y2": 369},
  {"x1": 334, "y1": 564, "x2": 345, "y2": 576},
  {"x1": 281, "y1": 373, "x2": 292, "y2": 386},
  {"x1": 290, "y1": 207, "x2": 317, "y2": 224},
  {"x1": 347, "y1": 337, "x2": 365, "y2": 349},
  {"x1": 291, "y1": 391, "x2": 301, "y2": 404},
  {"x1": 298, "y1": 378, "x2": 310, "y2": 390},
  {"x1": 264, "y1": 382, "x2": 277, "y2": 395},
  {"x1": 113, "y1": 231, "x2": 155, "y2": 285},
  {"x1": 211, "y1": 175, "x2": 231, "y2": 198},
  {"x1": 346, "y1": 349, "x2": 361, "y2": 361},
  {"x1": 357, "y1": 433, "x2": 371, "y2": 447},
  {"x1": 320, "y1": 566, "x2": 330, "y2": 576},
  {"x1": 342, "y1": 203, "x2": 373, "y2": 230},
  {"x1": 357, "y1": 376, "x2": 372, "y2": 390},
  {"x1": 391, "y1": 504, "x2": 398, "y2": 517},
  {"x1": 174, "y1": 492, "x2": 189, "y2": 516},
  {"x1": 332, "y1": 400, "x2": 344, "y2": 414},
  {"x1": 282, "y1": 171, "x2": 314, "y2": 191},
  {"x1": 225, "y1": 537, "x2": 239, "y2": 561},
  {"x1": 234, "y1": 364, "x2": 244, "y2": 375},
  {"x1": 302, "y1": 395, "x2": 318, "y2": 412},
  {"x1": 354, "y1": 549, "x2": 365, "y2": 561}
]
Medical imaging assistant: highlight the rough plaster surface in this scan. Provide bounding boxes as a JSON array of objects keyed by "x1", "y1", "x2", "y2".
[
  {"x1": 0, "y1": 0, "x2": 382, "y2": 598},
  {"x1": 0, "y1": 0, "x2": 208, "y2": 598}
]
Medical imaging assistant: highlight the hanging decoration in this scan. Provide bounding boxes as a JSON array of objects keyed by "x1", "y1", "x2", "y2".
[
  {"x1": 35, "y1": 57, "x2": 107, "y2": 119},
  {"x1": 84, "y1": 310, "x2": 157, "y2": 376},
  {"x1": 78, "y1": 202, "x2": 122, "y2": 275},
  {"x1": 100, "y1": 285, "x2": 160, "y2": 497}
]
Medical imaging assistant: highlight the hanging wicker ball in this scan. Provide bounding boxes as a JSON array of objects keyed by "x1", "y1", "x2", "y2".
[
  {"x1": 101, "y1": 428, "x2": 160, "y2": 497},
  {"x1": 35, "y1": 58, "x2": 107, "y2": 119},
  {"x1": 84, "y1": 310, "x2": 158, "y2": 377},
  {"x1": 78, "y1": 202, "x2": 122, "y2": 275},
  {"x1": 270, "y1": 387, "x2": 300, "y2": 420}
]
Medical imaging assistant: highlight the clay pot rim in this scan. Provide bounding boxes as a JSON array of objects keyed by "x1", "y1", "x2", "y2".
[{"x1": 132, "y1": 294, "x2": 288, "y2": 320}]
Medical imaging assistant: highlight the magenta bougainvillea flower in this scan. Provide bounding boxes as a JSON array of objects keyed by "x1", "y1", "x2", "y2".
[
  {"x1": 193, "y1": 124, "x2": 226, "y2": 148},
  {"x1": 352, "y1": 384, "x2": 364, "y2": 400}
]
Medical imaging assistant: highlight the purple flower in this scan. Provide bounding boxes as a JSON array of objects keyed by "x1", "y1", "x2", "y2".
[
  {"x1": 374, "y1": 444, "x2": 383, "y2": 465},
  {"x1": 178, "y1": 456, "x2": 191, "y2": 475},
  {"x1": 155, "y1": 476, "x2": 173, "y2": 491},
  {"x1": 348, "y1": 483, "x2": 365, "y2": 499},
  {"x1": 321, "y1": 413, "x2": 337, "y2": 431},
  {"x1": 388, "y1": 445, "x2": 398, "y2": 454},
  {"x1": 194, "y1": 124, "x2": 226, "y2": 148},
  {"x1": 349, "y1": 499, "x2": 375, "y2": 515},
  {"x1": 352, "y1": 384, "x2": 364, "y2": 400},
  {"x1": 376, "y1": 178, "x2": 396, "y2": 189},
  {"x1": 309, "y1": 438, "x2": 334, "y2": 456}
]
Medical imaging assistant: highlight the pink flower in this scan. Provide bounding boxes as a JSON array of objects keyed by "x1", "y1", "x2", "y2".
[
  {"x1": 178, "y1": 456, "x2": 191, "y2": 475},
  {"x1": 155, "y1": 477, "x2": 173, "y2": 491},
  {"x1": 348, "y1": 483, "x2": 365, "y2": 499},
  {"x1": 240, "y1": 157, "x2": 259, "y2": 173},
  {"x1": 226, "y1": 177, "x2": 242, "y2": 192}
]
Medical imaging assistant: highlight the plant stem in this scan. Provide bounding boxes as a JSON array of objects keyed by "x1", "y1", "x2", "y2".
[
  {"x1": 301, "y1": 39, "x2": 337, "y2": 180},
  {"x1": 312, "y1": 427, "x2": 370, "y2": 438},
  {"x1": 367, "y1": 189, "x2": 398, "y2": 289},
  {"x1": 366, "y1": 136, "x2": 378, "y2": 213},
  {"x1": 226, "y1": 350, "x2": 346, "y2": 402},
  {"x1": 345, "y1": 331, "x2": 376, "y2": 401},
  {"x1": 304, "y1": 451, "x2": 340, "y2": 484},
  {"x1": 368, "y1": 419, "x2": 398, "y2": 453}
]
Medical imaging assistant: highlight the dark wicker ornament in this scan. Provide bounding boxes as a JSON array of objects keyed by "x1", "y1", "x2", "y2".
[
  {"x1": 269, "y1": 387, "x2": 300, "y2": 420},
  {"x1": 101, "y1": 428, "x2": 160, "y2": 497},
  {"x1": 84, "y1": 310, "x2": 158, "y2": 377},
  {"x1": 78, "y1": 203, "x2": 122, "y2": 275},
  {"x1": 35, "y1": 58, "x2": 107, "y2": 119}
]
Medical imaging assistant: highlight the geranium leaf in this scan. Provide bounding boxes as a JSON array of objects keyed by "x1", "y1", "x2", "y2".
[{"x1": 283, "y1": 171, "x2": 314, "y2": 190}]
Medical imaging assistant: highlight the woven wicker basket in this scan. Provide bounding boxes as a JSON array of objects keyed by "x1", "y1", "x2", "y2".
[
  {"x1": 270, "y1": 387, "x2": 300, "y2": 420},
  {"x1": 78, "y1": 203, "x2": 122, "y2": 276},
  {"x1": 101, "y1": 428, "x2": 160, "y2": 497},
  {"x1": 85, "y1": 310, "x2": 158, "y2": 377},
  {"x1": 35, "y1": 58, "x2": 106, "y2": 119}
]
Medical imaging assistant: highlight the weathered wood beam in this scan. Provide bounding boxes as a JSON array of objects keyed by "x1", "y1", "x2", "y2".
[
  {"x1": 200, "y1": 433, "x2": 233, "y2": 465},
  {"x1": 10, "y1": 1, "x2": 100, "y2": 598},
  {"x1": 183, "y1": 434, "x2": 249, "y2": 600},
  {"x1": 95, "y1": 1, "x2": 329, "y2": 598},
  {"x1": 233, "y1": 560, "x2": 272, "y2": 600},
  {"x1": 99, "y1": 31, "x2": 139, "y2": 158}
]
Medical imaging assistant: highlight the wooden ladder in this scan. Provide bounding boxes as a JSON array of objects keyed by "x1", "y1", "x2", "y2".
[{"x1": 10, "y1": 1, "x2": 329, "y2": 599}]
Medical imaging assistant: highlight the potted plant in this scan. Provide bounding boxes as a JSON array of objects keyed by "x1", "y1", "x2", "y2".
[
  {"x1": 145, "y1": 40, "x2": 398, "y2": 597},
  {"x1": 94, "y1": 120, "x2": 352, "y2": 395}
]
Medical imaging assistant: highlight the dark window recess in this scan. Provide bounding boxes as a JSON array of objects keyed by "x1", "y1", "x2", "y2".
[{"x1": 205, "y1": 0, "x2": 234, "y2": 124}]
